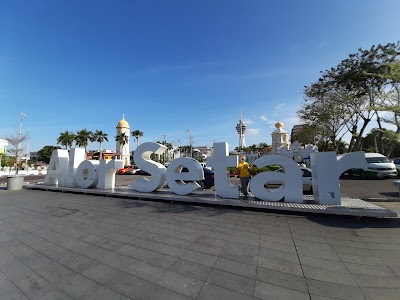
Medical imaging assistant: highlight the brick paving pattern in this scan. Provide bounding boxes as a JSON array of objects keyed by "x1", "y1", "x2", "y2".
[{"x1": 0, "y1": 189, "x2": 400, "y2": 299}]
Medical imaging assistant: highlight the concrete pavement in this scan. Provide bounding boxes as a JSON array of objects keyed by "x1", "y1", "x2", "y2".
[{"x1": 1, "y1": 189, "x2": 400, "y2": 299}]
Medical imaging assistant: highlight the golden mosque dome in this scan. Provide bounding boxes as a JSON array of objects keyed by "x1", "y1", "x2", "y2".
[
  {"x1": 117, "y1": 114, "x2": 129, "y2": 127},
  {"x1": 275, "y1": 121, "x2": 284, "y2": 129}
]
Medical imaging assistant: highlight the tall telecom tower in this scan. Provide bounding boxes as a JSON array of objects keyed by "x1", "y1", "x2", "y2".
[{"x1": 235, "y1": 109, "x2": 247, "y2": 150}]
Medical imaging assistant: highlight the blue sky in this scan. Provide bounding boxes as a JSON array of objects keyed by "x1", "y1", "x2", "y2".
[{"x1": 1, "y1": 0, "x2": 400, "y2": 153}]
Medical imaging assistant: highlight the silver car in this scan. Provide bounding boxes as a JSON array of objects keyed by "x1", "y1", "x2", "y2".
[{"x1": 265, "y1": 167, "x2": 313, "y2": 193}]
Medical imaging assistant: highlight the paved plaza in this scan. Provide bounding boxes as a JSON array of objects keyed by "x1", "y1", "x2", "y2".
[{"x1": 1, "y1": 190, "x2": 400, "y2": 299}]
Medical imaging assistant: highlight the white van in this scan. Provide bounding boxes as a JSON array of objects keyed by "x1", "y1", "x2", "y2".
[{"x1": 349, "y1": 153, "x2": 397, "y2": 179}]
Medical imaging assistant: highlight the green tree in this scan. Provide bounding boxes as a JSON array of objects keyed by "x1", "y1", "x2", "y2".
[
  {"x1": 362, "y1": 128, "x2": 399, "y2": 157},
  {"x1": 92, "y1": 130, "x2": 108, "y2": 159},
  {"x1": 131, "y1": 130, "x2": 144, "y2": 149},
  {"x1": 74, "y1": 129, "x2": 93, "y2": 152},
  {"x1": 300, "y1": 42, "x2": 400, "y2": 152},
  {"x1": 115, "y1": 132, "x2": 129, "y2": 161},
  {"x1": 38, "y1": 146, "x2": 61, "y2": 163},
  {"x1": 2, "y1": 130, "x2": 30, "y2": 174},
  {"x1": 57, "y1": 131, "x2": 76, "y2": 149}
]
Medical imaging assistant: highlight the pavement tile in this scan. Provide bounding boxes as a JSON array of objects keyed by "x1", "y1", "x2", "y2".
[
  {"x1": 197, "y1": 282, "x2": 255, "y2": 300},
  {"x1": 292, "y1": 233, "x2": 328, "y2": 244},
  {"x1": 352, "y1": 273, "x2": 400, "y2": 288},
  {"x1": 101, "y1": 251, "x2": 166, "y2": 283},
  {"x1": 254, "y1": 280, "x2": 309, "y2": 300},
  {"x1": 294, "y1": 239, "x2": 333, "y2": 252},
  {"x1": 331, "y1": 245, "x2": 372, "y2": 256},
  {"x1": 260, "y1": 239, "x2": 297, "y2": 253},
  {"x1": 372, "y1": 249, "x2": 400, "y2": 258},
  {"x1": 260, "y1": 233, "x2": 294, "y2": 245},
  {"x1": 14, "y1": 271, "x2": 71, "y2": 300},
  {"x1": 81, "y1": 263, "x2": 121, "y2": 285},
  {"x1": 194, "y1": 235, "x2": 227, "y2": 248},
  {"x1": 0, "y1": 232, "x2": 13, "y2": 242},
  {"x1": 156, "y1": 269, "x2": 205, "y2": 298},
  {"x1": 0, "y1": 271, "x2": 29, "y2": 300},
  {"x1": 0, "y1": 239, "x2": 37, "y2": 258},
  {"x1": 257, "y1": 256, "x2": 303, "y2": 276},
  {"x1": 310, "y1": 294, "x2": 342, "y2": 299},
  {"x1": 117, "y1": 243, "x2": 177, "y2": 269},
  {"x1": 259, "y1": 247, "x2": 300, "y2": 264},
  {"x1": 296, "y1": 245, "x2": 341, "y2": 261},
  {"x1": 57, "y1": 252, "x2": 98, "y2": 274},
  {"x1": 35, "y1": 261, "x2": 75, "y2": 283},
  {"x1": 344, "y1": 262, "x2": 396, "y2": 276},
  {"x1": 214, "y1": 257, "x2": 257, "y2": 278},
  {"x1": 390, "y1": 266, "x2": 400, "y2": 276},
  {"x1": 79, "y1": 234, "x2": 126, "y2": 251},
  {"x1": 380, "y1": 257, "x2": 400, "y2": 267},
  {"x1": 361, "y1": 287, "x2": 400, "y2": 300},
  {"x1": 168, "y1": 258, "x2": 212, "y2": 281},
  {"x1": 302, "y1": 265, "x2": 357, "y2": 286},
  {"x1": 256, "y1": 266, "x2": 308, "y2": 293},
  {"x1": 180, "y1": 248, "x2": 218, "y2": 267},
  {"x1": 299, "y1": 255, "x2": 348, "y2": 272},
  {"x1": 206, "y1": 268, "x2": 255, "y2": 296},
  {"x1": 306, "y1": 279, "x2": 365, "y2": 300},
  {"x1": 19, "y1": 252, "x2": 53, "y2": 271},
  {"x1": 85, "y1": 285, "x2": 130, "y2": 300},
  {"x1": 336, "y1": 253, "x2": 384, "y2": 266},
  {"x1": 104, "y1": 270, "x2": 155, "y2": 298},
  {"x1": 55, "y1": 273, "x2": 102, "y2": 299},
  {"x1": 0, "y1": 257, "x2": 33, "y2": 282}
]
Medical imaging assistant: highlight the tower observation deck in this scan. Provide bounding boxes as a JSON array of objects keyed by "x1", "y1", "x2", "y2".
[{"x1": 236, "y1": 110, "x2": 247, "y2": 150}]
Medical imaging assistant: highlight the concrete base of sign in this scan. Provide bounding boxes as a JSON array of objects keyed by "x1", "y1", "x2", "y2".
[
  {"x1": 24, "y1": 184, "x2": 398, "y2": 218},
  {"x1": 7, "y1": 175, "x2": 25, "y2": 190}
]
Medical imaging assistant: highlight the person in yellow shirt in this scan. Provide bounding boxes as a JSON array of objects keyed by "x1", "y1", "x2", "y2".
[{"x1": 237, "y1": 155, "x2": 253, "y2": 198}]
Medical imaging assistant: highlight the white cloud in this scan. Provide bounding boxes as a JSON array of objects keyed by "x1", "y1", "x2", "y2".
[
  {"x1": 260, "y1": 115, "x2": 268, "y2": 121},
  {"x1": 274, "y1": 103, "x2": 286, "y2": 110},
  {"x1": 243, "y1": 119, "x2": 254, "y2": 124},
  {"x1": 247, "y1": 128, "x2": 260, "y2": 135}
]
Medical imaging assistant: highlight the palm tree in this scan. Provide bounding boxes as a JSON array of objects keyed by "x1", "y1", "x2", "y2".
[
  {"x1": 115, "y1": 132, "x2": 129, "y2": 160},
  {"x1": 75, "y1": 129, "x2": 93, "y2": 153},
  {"x1": 131, "y1": 130, "x2": 144, "y2": 149},
  {"x1": 92, "y1": 130, "x2": 108, "y2": 159},
  {"x1": 57, "y1": 131, "x2": 76, "y2": 150}
]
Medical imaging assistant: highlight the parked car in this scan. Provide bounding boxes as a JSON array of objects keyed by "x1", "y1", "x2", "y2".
[
  {"x1": 117, "y1": 165, "x2": 140, "y2": 175},
  {"x1": 180, "y1": 167, "x2": 215, "y2": 189},
  {"x1": 344, "y1": 153, "x2": 397, "y2": 179},
  {"x1": 265, "y1": 167, "x2": 313, "y2": 193},
  {"x1": 393, "y1": 158, "x2": 400, "y2": 174}
]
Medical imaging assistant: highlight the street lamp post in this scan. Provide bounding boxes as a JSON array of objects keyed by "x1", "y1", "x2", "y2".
[{"x1": 185, "y1": 129, "x2": 193, "y2": 158}]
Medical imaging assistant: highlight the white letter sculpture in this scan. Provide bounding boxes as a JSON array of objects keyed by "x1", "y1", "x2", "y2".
[
  {"x1": 166, "y1": 158, "x2": 204, "y2": 195},
  {"x1": 207, "y1": 142, "x2": 238, "y2": 199},
  {"x1": 250, "y1": 155, "x2": 303, "y2": 202},
  {"x1": 131, "y1": 142, "x2": 167, "y2": 192},
  {"x1": 44, "y1": 149, "x2": 69, "y2": 186},
  {"x1": 311, "y1": 151, "x2": 367, "y2": 205},
  {"x1": 67, "y1": 148, "x2": 86, "y2": 187},
  {"x1": 98, "y1": 159, "x2": 124, "y2": 190},
  {"x1": 76, "y1": 160, "x2": 100, "y2": 188}
]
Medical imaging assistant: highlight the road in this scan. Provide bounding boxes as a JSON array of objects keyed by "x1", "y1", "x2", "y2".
[{"x1": 1, "y1": 174, "x2": 399, "y2": 201}]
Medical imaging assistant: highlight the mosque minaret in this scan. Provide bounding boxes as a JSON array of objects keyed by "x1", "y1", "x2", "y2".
[{"x1": 116, "y1": 115, "x2": 130, "y2": 165}]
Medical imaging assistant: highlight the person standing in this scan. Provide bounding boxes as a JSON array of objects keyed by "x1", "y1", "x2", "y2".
[{"x1": 237, "y1": 155, "x2": 253, "y2": 198}]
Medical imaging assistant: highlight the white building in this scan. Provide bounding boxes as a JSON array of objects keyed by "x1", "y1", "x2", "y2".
[
  {"x1": 0, "y1": 139, "x2": 8, "y2": 155},
  {"x1": 271, "y1": 121, "x2": 290, "y2": 153},
  {"x1": 116, "y1": 115, "x2": 130, "y2": 165}
]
